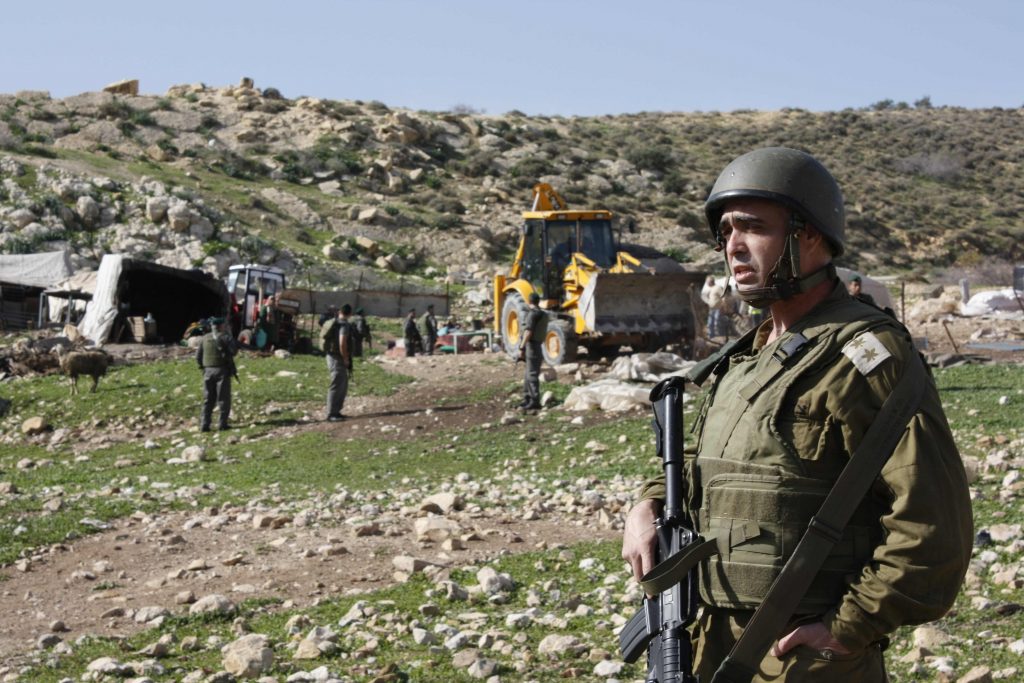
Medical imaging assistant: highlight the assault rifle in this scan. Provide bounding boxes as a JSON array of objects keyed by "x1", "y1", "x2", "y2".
[{"x1": 619, "y1": 376, "x2": 700, "y2": 683}]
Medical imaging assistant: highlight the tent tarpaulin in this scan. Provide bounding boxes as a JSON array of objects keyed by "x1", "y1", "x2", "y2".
[
  {"x1": 0, "y1": 251, "x2": 71, "y2": 288},
  {"x1": 79, "y1": 255, "x2": 228, "y2": 344}
]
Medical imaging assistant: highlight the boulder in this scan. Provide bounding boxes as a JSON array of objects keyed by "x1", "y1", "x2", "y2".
[
  {"x1": 189, "y1": 215, "x2": 215, "y2": 241},
  {"x1": 353, "y1": 235, "x2": 379, "y2": 254},
  {"x1": 103, "y1": 79, "x2": 139, "y2": 96},
  {"x1": 221, "y1": 633, "x2": 273, "y2": 678},
  {"x1": 413, "y1": 515, "x2": 462, "y2": 542},
  {"x1": 420, "y1": 492, "x2": 462, "y2": 514},
  {"x1": 189, "y1": 594, "x2": 236, "y2": 616},
  {"x1": 358, "y1": 207, "x2": 383, "y2": 224},
  {"x1": 538, "y1": 633, "x2": 586, "y2": 658},
  {"x1": 145, "y1": 197, "x2": 168, "y2": 223},
  {"x1": 75, "y1": 196, "x2": 100, "y2": 227},
  {"x1": 8, "y1": 208, "x2": 37, "y2": 229},
  {"x1": 22, "y1": 416, "x2": 48, "y2": 435},
  {"x1": 167, "y1": 203, "x2": 192, "y2": 232}
]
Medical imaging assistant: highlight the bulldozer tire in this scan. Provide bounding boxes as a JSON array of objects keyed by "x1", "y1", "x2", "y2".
[
  {"x1": 543, "y1": 319, "x2": 578, "y2": 365},
  {"x1": 501, "y1": 293, "x2": 528, "y2": 359}
]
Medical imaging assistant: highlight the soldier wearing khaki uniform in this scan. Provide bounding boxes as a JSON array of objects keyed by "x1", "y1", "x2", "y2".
[
  {"x1": 196, "y1": 316, "x2": 237, "y2": 432},
  {"x1": 622, "y1": 148, "x2": 972, "y2": 681}
]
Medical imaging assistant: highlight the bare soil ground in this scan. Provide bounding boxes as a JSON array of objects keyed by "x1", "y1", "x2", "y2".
[
  {"x1": 1, "y1": 309, "x2": 1020, "y2": 666},
  {"x1": 0, "y1": 351, "x2": 621, "y2": 666}
]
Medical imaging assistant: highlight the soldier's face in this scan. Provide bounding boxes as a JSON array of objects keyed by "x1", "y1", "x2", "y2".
[{"x1": 719, "y1": 199, "x2": 790, "y2": 294}]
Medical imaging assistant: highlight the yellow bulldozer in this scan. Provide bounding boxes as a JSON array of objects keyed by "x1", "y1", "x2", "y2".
[{"x1": 493, "y1": 183, "x2": 705, "y2": 364}]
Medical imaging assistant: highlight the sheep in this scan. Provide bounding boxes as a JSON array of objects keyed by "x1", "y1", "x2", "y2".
[{"x1": 55, "y1": 347, "x2": 110, "y2": 395}]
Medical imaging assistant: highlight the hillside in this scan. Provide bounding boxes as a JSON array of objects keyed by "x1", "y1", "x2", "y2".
[{"x1": 1, "y1": 80, "x2": 1023, "y2": 292}]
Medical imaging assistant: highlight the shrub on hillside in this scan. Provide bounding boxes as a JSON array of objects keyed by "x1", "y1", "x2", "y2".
[
  {"x1": 625, "y1": 144, "x2": 674, "y2": 173},
  {"x1": 894, "y1": 152, "x2": 964, "y2": 182}
]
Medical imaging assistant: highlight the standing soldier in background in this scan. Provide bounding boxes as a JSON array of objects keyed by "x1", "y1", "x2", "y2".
[
  {"x1": 847, "y1": 274, "x2": 876, "y2": 305},
  {"x1": 324, "y1": 303, "x2": 353, "y2": 422},
  {"x1": 622, "y1": 147, "x2": 971, "y2": 681},
  {"x1": 421, "y1": 304, "x2": 438, "y2": 355},
  {"x1": 196, "y1": 317, "x2": 237, "y2": 432},
  {"x1": 352, "y1": 307, "x2": 372, "y2": 357},
  {"x1": 403, "y1": 308, "x2": 421, "y2": 357},
  {"x1": 517, "y1": 292, "x2": 547, "y2": 410}
]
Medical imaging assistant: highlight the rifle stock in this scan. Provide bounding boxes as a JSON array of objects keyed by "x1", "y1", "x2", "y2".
[{"x1": 619, "y1": 376, "x2": 699, "y2": 683}]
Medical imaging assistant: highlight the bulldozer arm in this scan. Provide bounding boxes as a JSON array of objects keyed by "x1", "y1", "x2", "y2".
[{"x1": 577, "y1": 271, "x2": 702, "y2": 336}]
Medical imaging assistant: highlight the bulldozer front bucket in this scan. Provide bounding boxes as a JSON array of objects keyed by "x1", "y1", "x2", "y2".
[{"x1": 577, "y1": 271, "x2": 703, "y2": 335}]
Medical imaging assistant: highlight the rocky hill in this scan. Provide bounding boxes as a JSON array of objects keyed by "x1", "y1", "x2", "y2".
[{"x1": 1, "y1": 80, "x2": 1022, "y2": 292}]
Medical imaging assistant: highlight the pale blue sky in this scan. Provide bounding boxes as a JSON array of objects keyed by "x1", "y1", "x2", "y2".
[{"x1": 2, "y1": 0, "x2": 1020, "y2": 115}]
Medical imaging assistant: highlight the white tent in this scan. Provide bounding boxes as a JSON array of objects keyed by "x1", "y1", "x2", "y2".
[{"x1": 0, "y1": 251, "x2": 71, "y2": 288}]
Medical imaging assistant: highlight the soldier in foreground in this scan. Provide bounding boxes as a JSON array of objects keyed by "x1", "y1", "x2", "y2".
[
  {"x1": 518, "y1": 292, "x2": 547, "y2": 410},
  {"x1": 196, "y1": 317, "x2": 237, "y2": 432},
  {"x1": 621, "y1": 147, "x2": 972, "y2": 681}
]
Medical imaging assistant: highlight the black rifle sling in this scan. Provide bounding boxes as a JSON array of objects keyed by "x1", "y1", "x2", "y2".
[{"x1": 711, "y1": 354, "x2": 929, "y2": 683}]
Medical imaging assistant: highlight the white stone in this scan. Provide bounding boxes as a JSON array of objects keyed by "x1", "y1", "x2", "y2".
[
  {"x1": 537, "y1": 633, "x2": 585, "y2": 657},
  {"x1": 222, "y1": 633, "x2": 273, "y2": 678},
  {"x1": 594, "y1": 659, "x2": 624, "y2": 676},
  {"x1": 146, "y1": 197, "x2": 168, "y2": 223},
  {"x1": 189, "y1": 594, "x2": 236, "y2": 616},
  {"x1": 477, "y1": 567, "x2": 514, "y2": 595}
]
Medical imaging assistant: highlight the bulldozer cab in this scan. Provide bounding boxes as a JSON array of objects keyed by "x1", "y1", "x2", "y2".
[{"x1": 521, "y1": 218, "x2": 616, "y2": 299}]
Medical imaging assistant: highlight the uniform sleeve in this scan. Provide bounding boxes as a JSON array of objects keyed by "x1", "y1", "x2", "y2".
[
  {"x1": 196, "y1": 343, "x2": 203, "y2": 368},
  {"x1": 822, "y1": 328, "x2": 973, "y2": 649}
]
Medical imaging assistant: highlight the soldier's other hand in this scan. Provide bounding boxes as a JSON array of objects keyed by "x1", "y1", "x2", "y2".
[
  {"x1": 770, "y1": 622, "x2": 851, "y2": 658},
  {"x1": 622, "y1": 498, "x2": 661, "y2": 589}
]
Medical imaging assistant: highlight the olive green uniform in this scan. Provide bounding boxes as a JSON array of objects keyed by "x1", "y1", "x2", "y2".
[
  {"x1": 422, "y1": 310, "x2": 438, "y2": 355},
  {"x1": 637, "y1": 283, "x2": 972, "y2": 681},
  {"x1": 522, "y1": 306, "x2": 547, "y2": 409},
  {"x1": 196, "y1": 330, "x2": 237, "y2": 431}
]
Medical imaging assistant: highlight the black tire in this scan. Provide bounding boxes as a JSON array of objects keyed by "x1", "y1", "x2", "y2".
[
  {"x1": 542, "y1": 319, "x2": 578, "y2": 365},
  {"x1": 500, "y1": 293, "x2": 528, "y2": 359}
]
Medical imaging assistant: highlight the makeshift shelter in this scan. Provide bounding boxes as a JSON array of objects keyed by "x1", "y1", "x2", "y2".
[
  {"x1": 42, "y1": 269, "x2": 97, "y2": 326},
  {"x1": 0, "y1": 251, "x2": 72, "y2": 330},
  {"x1": 79, "y1": 255, "x2": 228, "y2": 344}
]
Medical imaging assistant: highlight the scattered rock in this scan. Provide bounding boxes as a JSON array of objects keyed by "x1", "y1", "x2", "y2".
[
  {"x1": 189, "y1": 594, "x2": 237, "y2": 617},
  {"x1": 21, "y1": 416, "x2": 48, "y2": 435},
  {"x1": 222, "y1": 633, "x2": 274, "y2": 678}
]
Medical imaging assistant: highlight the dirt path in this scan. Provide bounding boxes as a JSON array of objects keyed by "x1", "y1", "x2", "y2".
[{"x1": 0, "y1": 351, "x2": 623, "y2": 666}]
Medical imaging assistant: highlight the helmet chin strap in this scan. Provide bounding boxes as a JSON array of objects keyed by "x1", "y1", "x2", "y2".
[{"x1": 726, "y1": 214, "x2": 836, "y2": 309}]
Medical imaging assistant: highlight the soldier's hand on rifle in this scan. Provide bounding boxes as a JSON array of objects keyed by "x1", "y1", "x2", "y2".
[{"x1": 622, "y1": 498, "x2": 661, "y2": 588}]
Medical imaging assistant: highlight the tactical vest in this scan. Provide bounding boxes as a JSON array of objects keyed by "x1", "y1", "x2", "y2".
[
  {"x1": 201, "y1": 333, "x2": 226, "y2": 368},
  {"x1": 525, "y1": 308, "x2": 548, "y2": 348},
  {"x1": 688, "y1": 297, "x2": 899, "y2": 614}
]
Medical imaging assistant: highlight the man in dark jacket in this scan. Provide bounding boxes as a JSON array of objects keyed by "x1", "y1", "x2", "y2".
[
  {"x1": 403, "y1": 308, "x2": 421, "y2": 357},
  {"x1": 324, "y1": 304, "x2": 353, "y2": 422}
]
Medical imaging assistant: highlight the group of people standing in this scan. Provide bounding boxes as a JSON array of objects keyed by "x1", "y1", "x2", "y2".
[{"x1": 403, "y1": 305, "x2": 438, "y2": 356}]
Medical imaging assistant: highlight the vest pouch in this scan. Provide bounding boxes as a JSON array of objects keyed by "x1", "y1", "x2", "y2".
[
  {"x1": 698, "y1": 470, "x2": 872, "y2": 614},
  {"x1": 202, "y1": 335, "x2": 225, "y2": 368}
]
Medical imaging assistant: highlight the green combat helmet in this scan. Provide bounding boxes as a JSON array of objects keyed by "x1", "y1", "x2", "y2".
[{"x1": 704, "y1": 147, "x2": 845, "y2": 307}]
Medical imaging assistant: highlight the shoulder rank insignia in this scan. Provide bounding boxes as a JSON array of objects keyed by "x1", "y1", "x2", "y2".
[{"x1": 842, "y1": 331, "x2": 892, "y2": 375}]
